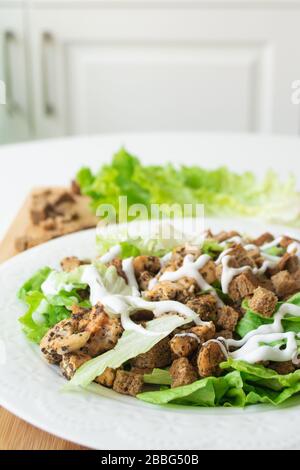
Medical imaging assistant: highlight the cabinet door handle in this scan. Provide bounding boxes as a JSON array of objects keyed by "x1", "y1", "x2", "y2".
[
  {"x1": 4, "y1": 30, "x2": 20, "y2": 116},
  {"x1": 41, "y1": 31, "x2": 55, "y2": 116}
]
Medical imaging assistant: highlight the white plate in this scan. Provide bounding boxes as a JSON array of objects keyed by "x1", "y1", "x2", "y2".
[{"x1": 1, "y1": 219, "x2": 300, "y2": 450}]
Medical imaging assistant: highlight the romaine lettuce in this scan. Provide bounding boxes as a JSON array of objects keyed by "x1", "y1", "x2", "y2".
[{"x1": 76, "y1": 148, "x2": 300, "y2": 227}]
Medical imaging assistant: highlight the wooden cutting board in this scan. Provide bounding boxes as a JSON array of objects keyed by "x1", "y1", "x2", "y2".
[{"x1": 0, "y1": 192, "x2": 90, "y2": 450}]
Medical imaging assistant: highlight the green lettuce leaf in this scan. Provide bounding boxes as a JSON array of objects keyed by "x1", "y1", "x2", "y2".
[
  {"x1": 201, "y1": 240, "x2": 224, "y2": 259},
  {"x1": 96, "y1": 223, "x2": 189, "y2": 257},
  {"x1": 143, "y1": 368, "x2": 172, "y2": 385},
  {"x1": 18, "y1": 267, "x2": 52, "y2": 301},
  {"x1": 236, "y1": 293, "x2": 300, "y2": 338},
  {"x1": 137, "y1": 371, "x2": 245, "y2": 407},
  {"x1": 18, "y1": 262, "x2": 134, "y2": 343},
  {"x1": 76, "y1": 148, "x2": 300, "y2": 226}
]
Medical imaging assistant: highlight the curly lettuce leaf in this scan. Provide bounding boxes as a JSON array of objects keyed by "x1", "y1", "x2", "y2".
[
  {"x1": 96, "y1": 221, "x2": 189, "y2": 257},
  {"x1": 76, "y1": 148, "x2": 300, "y2": 226},
  {"x1": 221, "y1": 359, "x2": 300, "y2": 405},
  {"x1": 18, "y1": 261, "x2": 136, "y2": 343},
  {"x1": 236, "y1": 293, "x2": 300, "y2": 338},
  {"x1": 143, "y1": 368, "x2": 172, "y2": 385},
  {"x1": 137, "y1": 371, "x2": 245, "y2": 407},
  {"x1": 18, "y1": 267, "x2": 52, "y2": 301}
]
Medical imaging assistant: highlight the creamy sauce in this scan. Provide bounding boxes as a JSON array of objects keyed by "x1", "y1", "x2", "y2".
[
  {"x1": 204, "y1": 339, "x2": 229, "y2": 359},
  {"x1": 32, "y1": 299, "x2": 48, "y2": 325},
  {"x1": 220, "y1": 255, "x2": 250, "y2": 294},
  {"x1": 230, "y1": 332, "x2": 298, "y2": 363},
  {"x1": 243, "y1": 244, "x2": 257, "y2": 251},
  {"x1": 41, "y1": 272, "x2": 74, "y2": 296},
  {"x1": 78, "y1": 265, "x2": 211, "y2": 334},
  {"x1": 127, "y1": 296, "x2": 206, "y2": 325},
  {"x1": 121, "y1": 257, "x2": 140, "y2": 296},
  {"x1": 81, "y1": 265, "x2": 109, "y2": 305},
  {"x1": 222, "y1": 303, "x2": 300, "y2": 363},
  {"x1": 261, "y1": 236, "x2": 283, "y2": 251},
  {"x1": 159, "y1": 254, "x2": 211, "y2": 289},
  {"x1": 174, "y1": 332, "x2": 201, "y2": 343},
  {"x1": 99, "y1": 245, "x2": 121, "y2": 264},
  {"x1": 160, "y1": 252, "x2": 172, "y2": 266},
  {"x1": 287, "y1": 241, "x2": 300, "y2": 258},
  {"x1": 215, "y1": 247, "x2": 233, "y2": 264},
  {"x1": 220, "y1": 236, "x2": 242, "y2": 247},
  {"x1": 159, "y1": 254, "x2": 223, "y2": 306}
]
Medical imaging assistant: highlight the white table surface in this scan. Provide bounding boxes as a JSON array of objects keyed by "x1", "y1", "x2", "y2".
[{"x1": 1, "y1": 131, "x2": 300, "y2": 240}]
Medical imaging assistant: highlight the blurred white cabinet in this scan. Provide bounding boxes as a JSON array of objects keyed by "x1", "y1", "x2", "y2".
[
  {"x1": 28, "y1": 4, "x2": 300, "y2": 138},
  {"x1": 0, "y1": 5, "x2": 31, "y2": 143},
  {"x1": 2, "y1": 2, "x2": 300, "y2": 141}
]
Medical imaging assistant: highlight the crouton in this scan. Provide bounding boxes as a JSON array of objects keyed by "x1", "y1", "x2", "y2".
[
  {"x1": 95, "y1": 367, "x2": 116, "y2": 388},
  {"x1": 189, "y1": 322, "x2": 216, "y2": 342},
  {"x1": 136, "y1": 271, "x2": 153, "y2": 291},
  {"x1": 60, "y1": 352, "x2": 91, "y2": 380},
  {"x1": 133, "y1": 256, "x2": 161, "y2": 290},
  {"x1": 227, "y1": 244, "x2": 256, "y2": 268},
  {"x1": 268, "y1": 361, "x2": 295, "y2": 375},
  {"x1": 197, "y1": 341, "x2": 226, "y2": 377},
  {"x1": 228, "y1": 271, "x2": 259, "y2": 302},
  {"x1": 133, "y1": 256, "x2": 161, "y2": 276},
  {"x1": 185, "y1": 294, "x2": 217, "y2": 322},
  {"x1": 252, "y1": 232, "x2": 274, "y2": 247},
  {"x1": 169, "y1": 358, "x2": 198, "y2": 388},
  {"x1": 257, "y1": 275, "x2": 276, "y2": 292},
  {"x1": 280, "y1": 236, "x2": 294, "y2": 248},
  {"x1": 199, "y1": 259, "x2": 217, "y2": 284},
  {"x1": 216, "y1": 306, "x2": 239, "y2": 331},
  {"x1": 146, "y1": 278, "x2": 198, "y2": 303},
  {"x1": 278, "y1": 253, "x2": 299, "y2": 274},
  {"x1": 165, "y1": 245, "x2": 201, "y2": 271},
  {"x1": 112, "y1": 370, "x2": 143, "y2": 396},
  {"x1": 131, "y1": 337, "x2": 171, "y2": 369},
  {"x1": 214, "y1": 231, "x2": 240, "y2": 243},
  {"x1": 60, "y1": 256, "x2": 85, "y2": 272},
  {"x1": 248, "y1": 287, "x2": 278, "y2": 317},
  {"x1": 271, "y1": 270, "x2": 300, "y2": 299},
  {"x1": 169, "y1": 334, "x2": 199, "y2": 358},
  {"x1": 109, "y1": 258, "x2": 127, "y2": 281},
  {"x1": 176, "y1": 276, "x2": 200, "y2": 299},
  {"x1": 145, "y1": 281, "x2": 180, "y2": 301},
  {"x1": 214, "y1": 330, "x2": 233, "y2": 340}
]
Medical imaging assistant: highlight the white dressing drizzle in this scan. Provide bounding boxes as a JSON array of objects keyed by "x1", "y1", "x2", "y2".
[
  {"x1": 287, "y1": 241, "x2": 300, "y2": 258},
  {"x1": 174, "y1": 332, "x2": 201, "y2": 343},
  {"x1": 220, "y1": 236, "x2": 242, "y2": 247},
  {"x1": 230, "y1": 332, "x2": 298, "y2": 364},
  {"x1": 121, "y1": 257, "x2": 140, "y2": 296},
  {"x1": 160, "y1": 252, "x2": 172, "y2": 266},
  {"x1": 126, "y1": 296, "x2": 207, "y2": 325},
  {"x1": 41, "y1": 272, "x2": 74, "y2": 296},
  {"x1": 32, "y1": 299, "x2": 49, "y2": 325},
  {"x1": 159, "y1": 254, "x2": 224, "y2": 307},
  {"x1": 99, "y1": 245, "x2": 121, "y2": 264},
  {"x1": 203, "y1": 339, "x2": 229, "y2": 359},
  {"x1": 221, "y1": 303, "x2": 300, "y2": 364},
  {"x1": 220, "y1": 255, "x2": 250, "y2": 294},
  {"x1": 79, "y1": 266, "x2": 210, "y2": 334},
  {"x1": 148, "y1": 277, "x2": 158, "y2": 290},
  {"x1": 261, "y1": 236, "x2": 283, "y2": 251},
  {"x1": 81, "y1": 265, "x2": 109, "y2": 305},
  {"x1": 243, "y1": 244, "x2": 257, "y2": 251}
]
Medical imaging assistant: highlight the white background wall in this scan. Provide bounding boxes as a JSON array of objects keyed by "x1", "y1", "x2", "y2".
[{"x1": 1, "y1": 0, "x2": 300, "y2": 143}]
